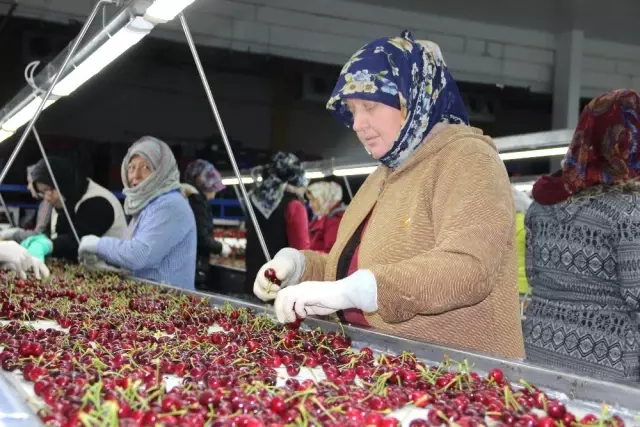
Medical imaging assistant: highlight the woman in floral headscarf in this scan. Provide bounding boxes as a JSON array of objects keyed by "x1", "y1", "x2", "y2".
[
  {"x1": 524, "y1": 89, "x2": 640, "y2": 381},
  {"x1": 253, "y1": 31, "x2": 524, "y2": 359},
  {"x1": 243, "y1": 152, "x2": 310, "y2": 296},
  {"x1": 307, "y1": 181, "x2": 347, "y2": 253},
  {"x1": 182, "y1": 159, "x2": 231, "y2": 289}
]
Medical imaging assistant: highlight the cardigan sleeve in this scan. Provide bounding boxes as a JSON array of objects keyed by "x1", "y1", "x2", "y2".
[
  {"x1": 370, "y1": 150, "x2": 515, "y2": 323},
  {"x1": 300, "y1": 250, "x2": 328, "y2": 282}
]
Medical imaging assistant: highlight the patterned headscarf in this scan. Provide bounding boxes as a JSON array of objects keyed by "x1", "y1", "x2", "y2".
[
  {"x1": 184, "y1": 159, "x2": 226, "y2": 194},
  {"x1": 250, "y1": 152, "x2": 308, "y2": 219},
  {"x1": 327, "y1": 30, "x2": 469, "y2": 168},
  {"x1": 121, "y1": 136, "x2": 181, "y2": 216},
  {"x1": 307, "y1": 181, "x2": 343, "y2": 217},
  {"x1": 563, "y1": 89, "x2": 640, "y2": 195}
]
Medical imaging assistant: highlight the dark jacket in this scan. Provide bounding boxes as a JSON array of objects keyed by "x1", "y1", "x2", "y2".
[
  {"x1": 244, "y1": 192, "x2": 309, "y2": 294},
  {"x1": 31, "y1": 157, "x2": 122, "y2": 261},
  {"x1": 182, "y1": 184, "x2": 223, "y2": 285}
]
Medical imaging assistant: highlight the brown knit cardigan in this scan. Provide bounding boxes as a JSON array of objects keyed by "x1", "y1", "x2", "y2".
[{"x1": 301, "y1": 125, "x2": 525, "y2": 359}]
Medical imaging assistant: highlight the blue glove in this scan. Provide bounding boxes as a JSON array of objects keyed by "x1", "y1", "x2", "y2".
[{"x1": 20, "y1": 234, "x2": 53, "y2": 262}]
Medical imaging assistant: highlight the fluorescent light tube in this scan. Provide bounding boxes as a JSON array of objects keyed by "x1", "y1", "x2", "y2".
[
  {"x1": 305, "y1": 171, "x2": 325, "y2": 179},
  {"x1": 144, "y1": 0, "x2": 196, "y2": 23},
  {"x1": 1, "y1": 97, "x2": 56, "y2": 132},
  {"x1": 53, "y1": 17, "x2": 154, "y2": 97},
  {"x1": 222, "y1": 177, "x2": 255, "y2": 185},
  {"x1": 0, "y1": 129, "x2": 14, "y2": 144},
  {"x1": 333, "y1": 166, "x2": 377, "y2": 176},
  {"x1": 500, "y1": 147, "x2": 567, "y2": 161}
]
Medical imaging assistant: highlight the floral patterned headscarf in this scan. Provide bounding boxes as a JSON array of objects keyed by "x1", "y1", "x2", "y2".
[
  {"x1": 327, "y1": 30, "x2": 469, "y2": 168},
  {"x1": 250, "y1": 152, "x2": 308, "y2": 219},
  {"x1": 184, "y1": 159, "x2": 226, "y2": 194},
  {"x1": 563, "y1": 89, "x2": 640, "y2": 195}
]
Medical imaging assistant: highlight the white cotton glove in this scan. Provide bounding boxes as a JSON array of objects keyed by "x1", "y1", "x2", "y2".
[
  {"x1": 274, "y1": 269, "x2": 379, "y2": 324},
  {"x1": 0, "y1": 241, "x2": 34, "y2": 279},
  {"x1": 78, "y1": 235, "x2": 100, "y2": 256},
  {"x1": 221, "y1": 243, "x2": 232, "y2": 257},
  {"x1": 29, "y1": 257, "x2": 50, "y2": 280},
  {"x1": 0, "y1": 228, "x2": 20, "y2": 241},
  {"x1": 253, "y1": 248, "x2": 306, "y2": 302}
]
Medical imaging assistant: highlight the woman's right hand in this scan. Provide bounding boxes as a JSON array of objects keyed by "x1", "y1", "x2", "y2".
[{"x1": 253, "y1": 248, "x2": 305, "y2": 301}]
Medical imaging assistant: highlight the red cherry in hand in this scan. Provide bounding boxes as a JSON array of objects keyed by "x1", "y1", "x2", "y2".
[
  {"x1": 264, "y1": 268, "x2": 282, "y2": 286},
  {"x1": 286, "y1": 315, "x2": 304, "y2": 330}
]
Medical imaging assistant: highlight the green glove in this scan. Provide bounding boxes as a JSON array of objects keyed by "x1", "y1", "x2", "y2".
[{"x1": 20, "y1": 234, "x2": 53, "y2": 262}]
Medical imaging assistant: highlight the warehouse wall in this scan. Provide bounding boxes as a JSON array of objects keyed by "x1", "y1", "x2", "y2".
[
  {"x1": 157, "y1": 0, "x2": 640, "y2": 98},
  {"x1": 7, "y1": 0, "x2": 640, "y2": 98},
  {"x1": 34, "y1": 60, "x2": 353, "y2": 159},
  {"x1": 0, "y1": 12, "x2": 552, "y2": 170}
]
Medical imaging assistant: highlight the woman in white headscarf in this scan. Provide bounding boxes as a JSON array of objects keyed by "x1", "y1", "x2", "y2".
[
  {"x1": 78, "y1": 136, "x2": 197, "y2": 289},
  {"x1": 307, "y1": 181, "x2": 347, "y2": 253}
]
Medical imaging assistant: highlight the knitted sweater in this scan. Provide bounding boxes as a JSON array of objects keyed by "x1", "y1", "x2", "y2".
[
  {"x1": 524, "y1": 191, "x2": 640, "y2": 380},
  {"x1": 301, "y1": 125, "x2": 525, "y2": 359}
]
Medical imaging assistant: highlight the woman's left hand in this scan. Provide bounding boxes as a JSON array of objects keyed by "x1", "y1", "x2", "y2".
[
  {"x1": 274, "y1": 269, "x2": 378, "y2": 323},
  {"x1": 78, "y1": 235, "x2": 100, "y2": 255}
]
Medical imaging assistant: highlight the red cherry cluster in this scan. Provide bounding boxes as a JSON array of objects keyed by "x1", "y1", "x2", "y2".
[
  {"x1": 264, "y1": 268, "x2": 282, "y2": 287},
  {"x1": 0, "y1": 264, "x2": 628, "y2": 427},
  {"x1": 264, "y1": 268, "x2": 304, "y2": 329}
]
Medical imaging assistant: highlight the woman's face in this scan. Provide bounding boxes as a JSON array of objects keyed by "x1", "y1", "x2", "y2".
[
  {"x1": 35, "y1": 183, "x2": 62, "y2": 208},
  {"x1": 346, "y1": 99, "x2": 403, "y2": 159},
  {"x1": 127, "y1": 155, "x2": 153, "y2": 187}
]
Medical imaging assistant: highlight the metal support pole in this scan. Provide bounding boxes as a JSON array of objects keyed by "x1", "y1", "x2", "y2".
[
  {"x1": 32, "y1": 128, "x2": 81, "y2": 244},
  {"x1": 179, "y1": 13, "x2": 271, "y2": 262},
  {"x1": 0, "y1": 0, "x2": 112, "y2": 189},
  {"x1": 343, "y1": 176, "x2": 354, "y2": 201},
  {"x1": 0, "y1": 194, "x2": 14, "y2": 228}
]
